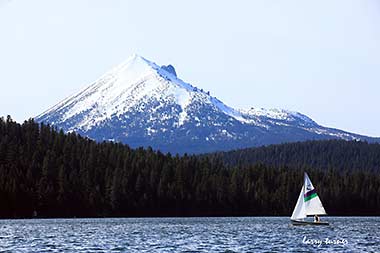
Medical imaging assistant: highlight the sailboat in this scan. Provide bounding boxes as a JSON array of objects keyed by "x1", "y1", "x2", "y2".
[{"x1": 290, "y1": 172, "x2": 329, "y2": 226}]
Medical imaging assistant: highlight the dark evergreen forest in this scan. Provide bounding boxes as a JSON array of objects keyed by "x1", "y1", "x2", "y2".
[
  {"x1": 0, "y1": 116, "x2": 379, "y2": 218},
  {"x1": 208, "y1": 140, "x2": 380, "y2": 173}
]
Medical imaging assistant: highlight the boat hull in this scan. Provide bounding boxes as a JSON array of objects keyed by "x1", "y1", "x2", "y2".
[{"x1": 291, "y1": 219, "x2": 329, "y2": 226}]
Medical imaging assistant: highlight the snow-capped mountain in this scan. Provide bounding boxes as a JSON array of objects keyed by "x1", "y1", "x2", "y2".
[{"x1": 35, "y1": 54, "x2": 379, "y2": 154}]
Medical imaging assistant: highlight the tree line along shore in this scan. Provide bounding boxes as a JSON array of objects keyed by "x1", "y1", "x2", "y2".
[{"x1": 0, "y1": 116, "x2": 379, "y2": 218}]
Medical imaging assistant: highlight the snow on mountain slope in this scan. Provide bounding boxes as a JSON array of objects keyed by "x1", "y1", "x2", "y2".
[
  {"x1": 36, "y1": 54, "x2": 379, "y2": 154},
  {"x1": 39, "y1": 54, "x2": 242, "y2": 130}
]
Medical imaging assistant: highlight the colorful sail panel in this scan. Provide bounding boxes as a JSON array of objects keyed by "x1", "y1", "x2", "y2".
[{"x1": 304, "y1": 189, "x2": 318, "y2": 202}]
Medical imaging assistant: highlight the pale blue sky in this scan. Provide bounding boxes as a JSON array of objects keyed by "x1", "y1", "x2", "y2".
[{"x1": 0, "y1": 0, "x2": 379, "y2": 136}]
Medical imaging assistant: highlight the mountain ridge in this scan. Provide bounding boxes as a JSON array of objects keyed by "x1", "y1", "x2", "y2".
[{"x1": 35, "y1": 54, "x2": 380, "y2": 154}]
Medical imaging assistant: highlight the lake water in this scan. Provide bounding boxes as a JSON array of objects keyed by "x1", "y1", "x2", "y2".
[{"x1": 0, "y1": 217, "x2": 378, "y2": 252}]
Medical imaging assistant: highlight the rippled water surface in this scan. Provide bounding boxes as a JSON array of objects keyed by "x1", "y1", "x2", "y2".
[{"x1": 0, "y1": 217, "x2": 379, "y2": 252}]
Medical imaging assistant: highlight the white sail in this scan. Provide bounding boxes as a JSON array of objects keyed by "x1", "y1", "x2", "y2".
[
  {"x1": 291, "y1": 186, "x2": 306, "y2": 220},
  {"x1": 303, "y1": 173, "x2": 326, "y2": 216},
  {"x1": 290, "y1": 172, "x2": 327, "y2": 221}
]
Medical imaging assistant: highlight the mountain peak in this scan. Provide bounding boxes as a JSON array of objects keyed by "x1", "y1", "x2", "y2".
[
  {"x1": 127, "y1": 53, "x2": 147, "y2": 62},
  {"x1": 121, "y1": 53, "x2": 155, "y2": 69},
  {"x1": 35, "y1": 56, "x2": 378, "y2": 154}
]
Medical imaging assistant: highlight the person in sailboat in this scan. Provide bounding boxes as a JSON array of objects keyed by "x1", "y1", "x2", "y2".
[{"x1": 314, "y1": 215, "x2": 320, "y2": 223}]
